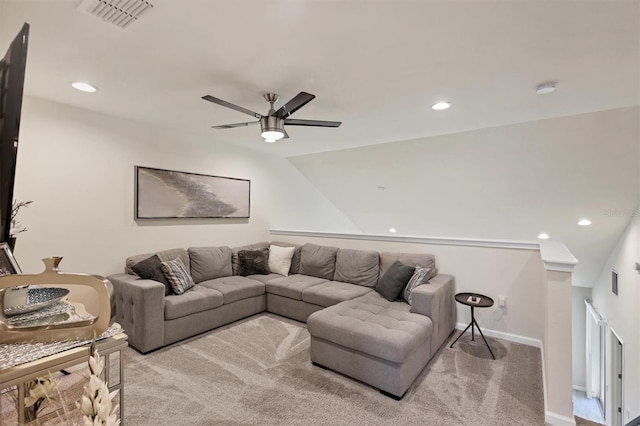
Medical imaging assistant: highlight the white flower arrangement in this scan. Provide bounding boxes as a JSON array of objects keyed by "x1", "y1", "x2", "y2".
[
  {"x1": 24, "y1": 375, "x2": 57, "y2": 408},
  {"x1": 76, "y1": 345, "x2": 120, "y2": 426},
  {"x1": 23, "y1": 375, "x2": 58, "y2": 421}
]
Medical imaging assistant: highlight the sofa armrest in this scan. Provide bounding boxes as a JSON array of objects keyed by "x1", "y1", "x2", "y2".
[
  {"x1": 108, "y1": 273, "x2": 165, "y2": 353},
  {"x1": 410, "y1": 274, "x2": 456, "y2": 355}
]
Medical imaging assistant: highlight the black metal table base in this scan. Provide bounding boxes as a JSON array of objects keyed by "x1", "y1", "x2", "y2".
[{"x1": 450, "y1": 306, "x2": 495, "y2": 359}]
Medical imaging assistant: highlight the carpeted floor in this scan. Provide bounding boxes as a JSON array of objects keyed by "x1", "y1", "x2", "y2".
[{"x1": 122, "y1": 314, "x2": 545, "y2": 425}]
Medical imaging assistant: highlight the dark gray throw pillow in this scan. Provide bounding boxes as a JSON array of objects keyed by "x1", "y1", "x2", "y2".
[
  {"x1": 237, "y1": 248, "x2": 271, "y2": 276},
  {"x1": 375, "y1": 260, "x2": 415, "y2": 302},
  {"x1": 131, "y1": 254, "x2": 172, "y2": 296}
]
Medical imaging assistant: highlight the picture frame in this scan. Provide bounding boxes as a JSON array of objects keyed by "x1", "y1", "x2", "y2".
[
  {"x1": 135, "y1": 166, "x2": 250, "y2": 219},
  {"x1": 0, "y1": 241, "x2": 21, "y2": 276}
]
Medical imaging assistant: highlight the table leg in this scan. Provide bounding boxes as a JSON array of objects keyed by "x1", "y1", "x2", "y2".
[
  {"x1": 472, "y1": 316, "x2": 495, "y2": 359},
  {"x1": 449, "y1": 321, "x2": 473, "y2": 349},
  {"x1": 471, "y1": 306, "x2": 475, "y2": 341}
]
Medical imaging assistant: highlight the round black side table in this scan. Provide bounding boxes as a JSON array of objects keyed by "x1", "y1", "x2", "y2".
[{"x1": 450, "y1": 292, "x2": 495, "y2": 359}]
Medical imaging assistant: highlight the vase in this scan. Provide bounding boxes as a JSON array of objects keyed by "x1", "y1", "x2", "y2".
[{"x1": 24, "y1": 402, "x2": 38, "y2": 423}]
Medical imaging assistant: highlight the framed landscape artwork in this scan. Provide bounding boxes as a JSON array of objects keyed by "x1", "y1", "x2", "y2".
[{"x1": 135, "y1": 166, "x2": 250, "y2": 219}]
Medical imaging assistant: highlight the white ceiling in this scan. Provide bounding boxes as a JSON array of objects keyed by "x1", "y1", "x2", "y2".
[
  {"x1": 1, "y1": 0, "x2": 638, "y2": 157},
  {"x1": 1, "y1": 0, "x2": 639, "y2": 286}
]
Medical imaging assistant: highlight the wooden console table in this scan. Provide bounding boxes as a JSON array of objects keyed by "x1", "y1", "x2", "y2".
[{"x1": 0, "y1": 333, "x2": 127, "y2": 425}]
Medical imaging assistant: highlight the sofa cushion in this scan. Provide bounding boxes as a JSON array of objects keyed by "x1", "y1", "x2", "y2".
[
  {"x1": 199, "y1": 276, "x2": 265, "y2": 304},
  {"x1": 334, "y1": 248, "x2": 380, "y2": 288},
  {"x1": 270, "y1": 241, "x2": 302, "y2": 274},
  {"x1": 237, "y1": 248, "x2": 271, "y2": 276},
  {"x1": 268, "y1": 245, "x2": 296, "y2": 276},
  {"x1": 131, "y1": 254, "x2": 172, "y2": 296},
  {"x1": 126, "y1": 248, "x2": 191, "y2": 276},
  {"x1": 302, "y1": 281, "x2": 373, "y2": 307},
  {"x1": 403, "y1": 266, "x2": 432, "y2": 305},
  {"x1": 299, "y1": 243, "x2": 338, "y2": 280},
  {"x1": 307, "y1": 291, "x2": 433, "y2": 363},
  {"x1": 379, "y1": 252, "x2": 437, "y2": 282},
  {"x1": 160, "y1": 258, "x2": 195, "y2": 295},
  {"x1": 164, "y1": 285, "x2": 224, "y2": 320},
  {"x1": 246, "y1": 273, "x2": 284, "y2": 285},
  {"x1": 375, "y1": 260, "x2": 415, "y2": 302},
  {"x1": 188, "y1": 246, "x2": 232, "y2": 283},
  {"x1": 232, "y1": 242, "x2": 269, "y2": 275},
  {"x1": 266, "y1": 274, "x2": 329, "y2": 301}
]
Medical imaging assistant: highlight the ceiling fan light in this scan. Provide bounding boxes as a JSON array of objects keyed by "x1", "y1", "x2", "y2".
[
  {"x1": 261, "y1": 130, "x2": 284, "y2": 141},
  {"x1": 432, "y1": 101, "x2": 451, "y2": 110}
]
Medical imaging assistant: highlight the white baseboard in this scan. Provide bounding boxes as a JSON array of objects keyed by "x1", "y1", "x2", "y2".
[
  {"x1": 545, "y1": 411, "x2": 577, "y2": 426},
  {"x1": 455, "y1": 322, "x2": 542, "y2": 348},
  {"x1": 572, "y1": 385, "x2": 586, "y2": 392}
]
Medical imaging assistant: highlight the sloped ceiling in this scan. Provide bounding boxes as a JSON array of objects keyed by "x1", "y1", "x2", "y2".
[{"x1": 289, "y1": 108, "x2": 640, "y2": 287}]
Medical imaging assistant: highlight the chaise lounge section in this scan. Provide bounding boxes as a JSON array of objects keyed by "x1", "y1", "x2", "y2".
[
  {"x1": 307, "y1": 273, "x2": 455, "y2": 398},
  {"x1": 108, "y1": 241, "x2": 456, "y2": 398}
]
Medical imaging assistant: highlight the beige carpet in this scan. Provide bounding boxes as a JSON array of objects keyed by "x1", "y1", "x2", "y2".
[{"x1": 122, "y1": 314, "x2": 545, "y2": 425}]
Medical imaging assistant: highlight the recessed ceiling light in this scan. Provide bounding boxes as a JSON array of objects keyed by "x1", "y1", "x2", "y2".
[
  {"x1": 432, "y1": 102, "x2": 451, "y2": 111},
  {"x1": 71, "y1": 82, "x2": 97, "y2": 93},
  {"x1": 535, "y1": 81, "x2": 556, "y2": 95},
  {"x1": 578, "y1": 219, "x2": 592, "y2": 226},
  {"x1": 389, "y1": 228, "x2": 397, "y2": 233},
  {"x1": 537, "y1": 233, "x2": 550, "y2": 240}
]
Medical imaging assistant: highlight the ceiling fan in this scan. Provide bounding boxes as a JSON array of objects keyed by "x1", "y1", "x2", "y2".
[{"x1": 202, "y1": 91, "x2": 341, "y2": 142}]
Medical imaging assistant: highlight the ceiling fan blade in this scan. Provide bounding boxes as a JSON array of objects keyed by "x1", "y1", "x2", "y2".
[
  {"x1": 284, "y1": 118, "x2": 342, "y2": 127},
  {"x1": 274, "y1": 92, "x2": 316, "y2": 119},
  {"x1": 202, "y1": 95, "x2": 262, "y2": 119},
  {"x1": 211, "y1": 121, "x2": 260, "y2": 129}
]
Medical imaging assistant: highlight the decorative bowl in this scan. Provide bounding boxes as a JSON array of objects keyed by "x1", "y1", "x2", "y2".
[{"x1": 3, "y1": 287, "x2": 70, "y2": 316}]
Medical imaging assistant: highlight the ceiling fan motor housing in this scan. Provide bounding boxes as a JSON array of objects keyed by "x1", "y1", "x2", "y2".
[{"x1": 260, "y1": 115, "x2": 284, "y2": 135}]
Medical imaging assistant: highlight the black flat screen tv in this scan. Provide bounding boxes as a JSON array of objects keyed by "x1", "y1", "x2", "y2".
[{"x1": 0, "y1": 23, "x2": 29, "y2": 244}]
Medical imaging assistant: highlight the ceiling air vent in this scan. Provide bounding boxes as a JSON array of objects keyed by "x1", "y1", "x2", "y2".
[{"x1": 77, "y1": 0, "x2": 154, "y2": 29}]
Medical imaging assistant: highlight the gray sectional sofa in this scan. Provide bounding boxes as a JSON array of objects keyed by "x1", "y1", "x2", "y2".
[{"x1": 108, "y1": 241, "x2": 456, "y2": 399}]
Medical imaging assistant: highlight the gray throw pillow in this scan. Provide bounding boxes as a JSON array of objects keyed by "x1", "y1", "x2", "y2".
[
  {"x1": 160, "y1": 257, "x2": 195, "y2": 295},
  {"x1": 131, "y1": 254, "x2": 172, "y2": 296},
  {"x1": 375, "y1": 260, "x2": 415, "y2": 302},
  {"x1": 126, "y1": 248, "x2": 191, "y2": 276},
  {"x1": 237, "y1": 248, "x2": 271, "y2": 276},
  {"x1": 379, "y1": 252, "x2": 437, "y2": 282},
  {"x1": 403, "y1": 266, "x2": 432, "y2": 305},
  {"x1": 231, "y1": 242, "x2": 269, "y2": 275}
]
